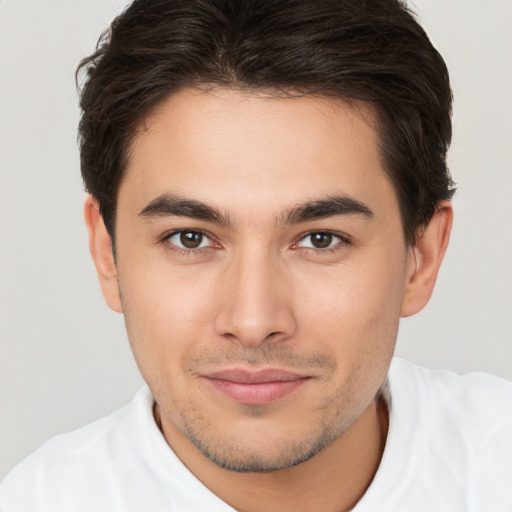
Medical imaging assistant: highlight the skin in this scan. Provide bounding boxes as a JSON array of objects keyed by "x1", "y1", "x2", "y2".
[{"x1": 85, "y1": 88, "x2": 452, "y2": 511}]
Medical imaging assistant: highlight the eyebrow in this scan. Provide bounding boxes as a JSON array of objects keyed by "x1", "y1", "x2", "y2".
[
  {"x1": 138, "y1": 193, "x2": 374, "y2": 226},
  {"x1": 282, "y1": 195, "x2": 374, "y2": 224},
  {"x1": 139, "y1": 194, "x2": 231, "y2": 225}
]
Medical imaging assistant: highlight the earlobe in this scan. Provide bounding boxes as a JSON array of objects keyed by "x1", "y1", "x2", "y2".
[
  {"x1": 84, "y1": 195, "x2": 123, "y2": 313},
  {"x1": 400, "y1": 202, "x2": 453, "y2": 318}
]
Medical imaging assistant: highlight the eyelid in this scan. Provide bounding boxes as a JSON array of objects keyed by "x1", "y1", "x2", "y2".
[
  {"x1": 159, "y1": 228, "x2": 351, "y2": 254},
  {"x1": 293, "y1": 230, "x2": 353, "y2": 250},
  {"x1": 161, "y1": 228, "x2": 220, "y2": 250}
]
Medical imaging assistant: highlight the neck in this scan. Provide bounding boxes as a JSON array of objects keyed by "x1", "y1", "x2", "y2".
[{"x1": 154, "y1": 393, "x2": 388, "y2": 512}]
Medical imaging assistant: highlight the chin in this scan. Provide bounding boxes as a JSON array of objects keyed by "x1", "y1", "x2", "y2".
[{"x1": 184, "y1": 419, "x2": 341, "y2": 473}]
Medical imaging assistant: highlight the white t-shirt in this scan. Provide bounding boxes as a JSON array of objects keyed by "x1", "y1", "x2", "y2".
[{"x1": 1, "y1": 358, "x2": 511, "y2": 511}]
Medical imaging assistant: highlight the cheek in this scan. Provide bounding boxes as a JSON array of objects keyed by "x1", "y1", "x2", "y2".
[
  {"x1": 293, "y1": 251, "x2": 407, "y2": 354},
  {"x1": 118, "y1": 261, "x2": 220, "y2": 366}
]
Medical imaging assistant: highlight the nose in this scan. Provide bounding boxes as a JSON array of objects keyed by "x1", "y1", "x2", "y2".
[{"x1": 214, "y1": 249, "x2": 297, "y2": 348}]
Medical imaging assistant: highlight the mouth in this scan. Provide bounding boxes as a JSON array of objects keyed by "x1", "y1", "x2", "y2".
[{"x1": 201, "y1": 368, "x2": 311, "y2": 405}]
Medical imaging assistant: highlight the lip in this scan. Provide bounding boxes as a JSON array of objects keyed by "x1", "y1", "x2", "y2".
[{"x1": 202, "y1": 368, "x2": 310, "y2": 405}]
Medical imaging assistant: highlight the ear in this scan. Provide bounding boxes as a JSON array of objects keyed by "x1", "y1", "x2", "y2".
[
  {"x1": 400, "y1": 202, "x2": 453, "y2": 318},
  {"x1": 84, "y1": 195, "x2": 123, "y2": 313}
]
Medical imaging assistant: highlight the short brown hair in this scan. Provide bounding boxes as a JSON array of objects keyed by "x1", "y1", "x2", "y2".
[{"x1": 77, "y1": 0, "x2": 455, "y2": 245}]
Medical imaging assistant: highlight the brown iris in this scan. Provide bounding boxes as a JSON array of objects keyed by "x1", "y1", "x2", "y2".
[
  {"x1": 310, "y1": 232, "x2": 333, "y2": 248},
  {"x1": 180, "y1": 231, "x2": 203, "y2": 249}
]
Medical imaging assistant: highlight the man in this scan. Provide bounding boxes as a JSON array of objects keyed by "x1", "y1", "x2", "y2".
[{"x1": 1, "y1": 0, "x2": 511, "y2": 510}]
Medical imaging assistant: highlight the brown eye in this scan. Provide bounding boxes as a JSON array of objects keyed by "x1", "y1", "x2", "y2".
[
  {"x1": 296, "y1": 232, "x2": 347, "y2": 251},
  {"x1": 166, "y1": 230, "x2": 211, "y2": 250},
  {"x1": 310, "y1": 232, "x2": 333, "y2": 248},
  {"x1": 180, "y1": 231, "x2": 203, "y2": 249}
]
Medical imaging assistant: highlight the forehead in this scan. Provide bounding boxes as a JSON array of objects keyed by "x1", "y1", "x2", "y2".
[{"x1": 121, "y1": 87, "x2": 398, "y2": 221}]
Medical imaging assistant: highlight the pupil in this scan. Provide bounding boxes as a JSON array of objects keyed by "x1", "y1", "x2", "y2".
[
  {"x1": 180, "y1": 231, "x2": 202, "y2": 249},
  {"x1": 312, "y1": 233, "x2": 332, "y2": 248}
]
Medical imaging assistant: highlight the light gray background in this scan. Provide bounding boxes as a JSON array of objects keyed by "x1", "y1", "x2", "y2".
[{"x1": 1, "y1": 0, "x2": 511, "y2": 480}]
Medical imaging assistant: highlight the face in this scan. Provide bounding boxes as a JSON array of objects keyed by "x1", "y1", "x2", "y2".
[{"x1": 109, "y1": 88, "x2": 416, "y2": 471}]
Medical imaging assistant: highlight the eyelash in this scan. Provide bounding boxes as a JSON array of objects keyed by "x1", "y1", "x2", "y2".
[
  {"x1": 160, "y1": 229, "x2": 352, "y2": 256},
  {"x1": 294, "y1": 232, "x2": 352, "y2": 254},
  {"x1": 160, "y1": 229, "x2": 219, "y2": 257}
]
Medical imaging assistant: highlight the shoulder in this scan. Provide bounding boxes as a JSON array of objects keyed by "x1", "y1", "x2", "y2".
[
  {"x1": 389, "y1": 357, "x2": 512, "y2": 421},
  {"x1": 384, "y1": 358, "x2": 512, "y2": 510},
  {"x1": 0, "y1": 387, "x2": 150, "y2": 511}
]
